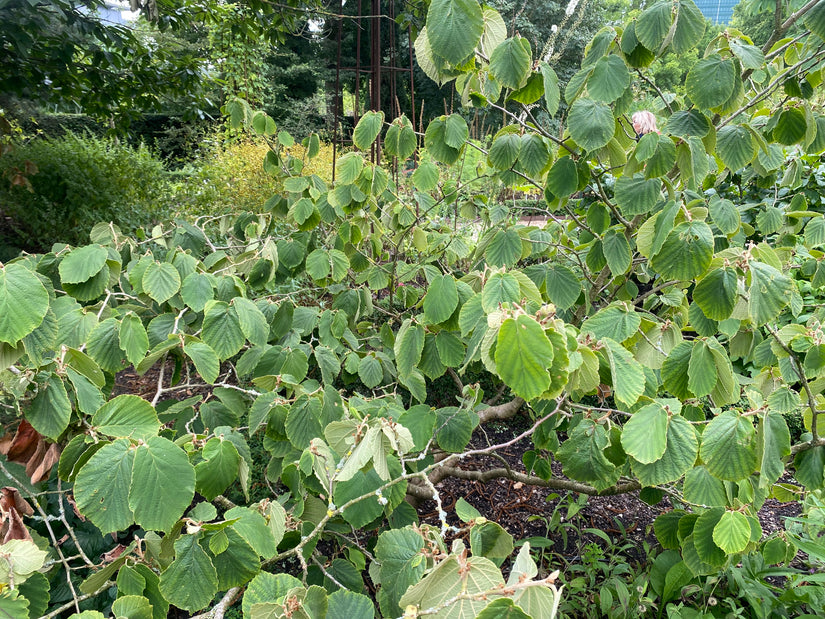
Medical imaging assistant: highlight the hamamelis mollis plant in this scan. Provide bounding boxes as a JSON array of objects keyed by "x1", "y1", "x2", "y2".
[{"x1": 3, "y1": 0, "x2": 825, "y2": 617}]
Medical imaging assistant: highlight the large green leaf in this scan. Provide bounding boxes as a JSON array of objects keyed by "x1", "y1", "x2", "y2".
[
  {"x1": 651, "y1": 221, "x2": 713, "y2": 281},
  {"x1": 630, "y1": 415, "x2": 698, "y2": 485},
  {"x1": 587, "y1": 55, "x2": 630, "y2": 102},
  {"x1": 202, "y1": 301, "x2": 245, "y2": 360},
  {"x1": 59, "y1": 244, "x2": 108, "y2": 284},
  {"x1": 184, "y1": 341, "x2": 220, "y2": 384},
  {"x1": 667, "y1": 110, "x2": 711, "y2": 138},
  {"x1": 495, "y1": 315, "x2": 554, "y2": 401},
  {"x1": 394, "y1": 320, "x2": 425, "y2": 377},
  {"x1": 688, "y1": 340, "x2": 717, "y2": 398},
  {"x1": 376, "y1": 528, "x2": 425, "y2": 617},
  {"x1": 748, "y1": 261, "x2": 792, "y2": 325},
  {"x1": 74, "y1": 439, "x2": 135, "y2": 535},
  {"x1": 159, "y1": 534, "x2": 218, "y2": 612},
  {"x1": 671, "y1": 0, "x2": 706, "y2": 54},
  {"x1": 424, "y1": 117, "x2": 461, "y2": 164},
  {"x1": 603, "y1": 338, "x2": 645, "y2": 407},
  {"x1": 621, "y1": 403, "x2": 668, "y2": 464},
  {"x1": 518, "y1": 133, "x2": 549, "y2": 177},
  {"x1": 694, "y1": 267, "x2": 738, "y2": 321},
  {"x1": 557, "y1": 420, "x2": 618, "y2": 483},
  {"x1": 142, "y1": 262, "x2": 181, "y2": 305},
  {"x1": 635, "y1": 2, "x2": 671, "y2": 51},
  {"x1": 488, "y1": 132, "x2": 521, "y2": 170},
  {"x1": 614, "y1": 175, "x2": 661, "y2": 217},
  {"x1": 712, "y1": 511, "x2": 751, "y2": 554},
  {"x1": 700, "y1": 410, "x2": 757, "y2": 482},
  {"x1": 581, "y1": 304, "x2": 640, "y2": 342},
  {"x1": 686, "y1": 55, "x2": 736, "y2": 110},
  {"x1": 92, "y1": 394, "x2": 160, "y2": 439},
  {"x1": 543, "y1": 265, "x2": 581, "y2": 309},
  {"x1": 384, "y1": 116, "x2": 417, "y2": 161},
  {"x1": 26, "y1": 373, "x2": 71, "y2": 440},
  {"x1": 683, "y1": 466, "x2": 728, "y2": 507},
  {"x1": 119, "y1": 313, "x2": 149, "y2": 366},
  {"x1": 481, "y1": 272, "x2": 521, "y2": 312},
  {"x1": 757, "y1": 411, "x2": 791, "y2": 488},
  {"x1": 602, "y1": 230, "x2": 632, "y2": 276},
  {"x1": 489, "y1": 37, "x2": 531, "y2": 90},
  {"x1": 693, "y1": 508, "x2": 727, "y2": 566},
  {"x1": 130, "y1": 436, "x2": 195, "y2": 532},
  {"x1": 426, "y1": 0, "x2": 484, "y2": 64},
  {"x1": 352, "y1": 110, "x2": 384, "y2": 150},
  {"x1": 424, "y1": 275, "x2": 459, "y2": 325},
  {"x1": 326, "y1": 590, "x2": 374, "y2": 619},
  {"x1": 486, "y1": 229, "x2": 523, "y2": 267},
  {"x1": 568, "y1": 98, "x2": 615, "y2": 151},
  {"x1": 0, "y1": 263, "x2": 49, "y2": 344},
  {"x1": 716, "y1": 125, "x2": 755, "y2": 171},
  {"x1": 545, "y1": 157, "x2": 578, "y2": 198}
]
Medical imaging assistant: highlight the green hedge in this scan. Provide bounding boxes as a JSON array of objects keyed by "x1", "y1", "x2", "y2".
[{"x1": 0, "y1": 133, "x2": 172, "y2": 252}]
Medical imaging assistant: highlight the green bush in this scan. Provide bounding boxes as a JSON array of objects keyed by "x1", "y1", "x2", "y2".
[{"x1": 0, "y1": 133, "x2": 172, "y2": 252}]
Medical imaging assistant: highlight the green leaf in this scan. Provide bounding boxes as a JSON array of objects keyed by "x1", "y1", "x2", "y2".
[
  {"x1": 486, "y1": 229, "x2": 522, "y2": 267},
  {"x1": 0, "y1": 263, "x2": 49, "y2": 345},
  {"x1": 384, "y1": 116, "x2": 417, "y2": 161},
  {"x1": 18, "y1": 571, "x2": 49, "y2": 618},
  {"x1": 424, "y1": 274, "x2": 459, "y2": 324},
  {"x1": 477, "y1": 599, "x2": 531, "y2": 619},
  {"x1": 74, "y1": 439, "x2": 135, "y2": 535},
  {"x1": 184, "y1": 341, "x2": 220, "y2": 384},
  {"x1": 568, "y1": 98, "x2": 615, "y2": 151},
  {"x1": 686, "y1": 55, "x2": 736, "y2": 110},
  {"x1": 544, "y1": 265, "x2": 581, "y2": 309},
  {"x1": 436, "y1": 331, "x2": 465, "y2": 367},
  {"x1": 713, "y1": 511, "x2": 751, "y2": 554},
  {"x1": 602, "y1": 230, "x2": 631, "y2": 276},
  {"x1": 92, "y1": 394, "x2": 160, "y2": 439},
  {"x1": 59, "y1": 244, "x2": 108, "y2": 284},
  {"x1": 142, "y1": 262, "x2": 181, "y2": 305},
  {"x1": 327, "y1": 590, "x2": 375, "y2": 619},
  {"x1": 667, "y1": 110, "x2": 711, "y2": 139},
  {"x1": 26, "y1": 373, "x2": 71, "y2": 440},
  {"x1": 794, "y1": 445, "x2": 825, "y2": 489},
  {"x1": 194, "y1": 438, "x2": 241, "y2": 501},
  {"x1": 482, "y1": 272, "x2": 521, "y2": 312},
  {"x1": 243, "y1": 573, "x2": 303, "y2": 619},
  {"x1": 683, "y1": 466, "x2": 728, "y2": 507},
  {"x1": 693, "y1": 508, "x2": 727, "y2": 566},
  {"x1": 395, "y1": 321, "x2": 425, "y2": 378},
  {"x1": 233, "y1": 298, "x2": 269, "y2": 347},
  {"x1": 488, "y1": 132, "x2": 521, "y2": 170},
  {"x1": 587, "y1": 55, "x2": 630, "y2": 102},
  {"x1": 635, "y1": 2, "x2": 672, "y2": 51},
  {"x1": 358, "y1": 354, "x2": 383, "y2": 388},
  {"x1": 773, "y1": 108, "x2": 806, "y2": 145},
  {"x1": 700, "y1": 410, "x2": 757, "y2": 482},
  {"x1": 159, "y1": 534, "x2": 218, "y2": 612},
  {"x1": 119, "y1": 313, "x2": 149, "y2": 366},
  {"x1": 581, "y1": 304, "x2": 641, "y2": 343},
  {"x1": 495, "y1": 315, "x2": 554, "y2": 400},
  {"x1": 540, "y1": 62, "x2": 560, "y2": 116},
  {"x1": 545, "y1": 157, "x2": 578, "y2": 198},
  {"x1": 556, "y1": 421, "x2": 617, "y2": 483},
  {"x1": 336, "y1": 152, "x2": 363, "y2": 184},
  {"x1": 444, "y1": 113, "x2": 469, "y2": 149},
  {"x1": 614, "y1": 175, "x2": 661, "y2": 217},
  {"x1": 470, "y1": 521, "x2": 514, "y2": 567},
  {"x1": 758, "y1": 411, "x2": 791, "y2": 488},
  {"x1": 717, "y1": 125, "x2": 755, "y2": 171},
  {"x1": 224, "y1": 506, "x2": 278, "y2": 558},
  {"x1": 672, "y1": 0, "x2": 706, "y2": 54},
  {"x1": 412, "y1": 161, "x2": 439, "y2": 191},
  {"x1": 651, "y1": 221, "x2": 713, "y2": 281},
  {"x1": 426, "y1": 0, "x2": 484, "y2": 64},
  {"x1": 352, "y1": 110, "x2": 384, "y2": 150},
  {"x1": 748, "y1": 261, "x2": 793, "y2": 325},
  {"x1": 202, "y1": 302, "x2": 245, "y2": 360},
  {"x1": 621, "y1": 403, "x2": 668, "y2": 464},
  {"x1": 803, "y1": 0, "x2": 825, "y2": 45},
  {"x1": 631, "y1": 415, "x2": 698, "y2": 485},
  {"x1": 130, "y1": 436, "x2": 195, "y2": 532},
  {"x1": 709, "y1": 197, "x2": 740, "y2": 235},
  {"x1": 694, "y1": 267, "x2": 738, "y2": 321},
  {"x1": 376, "y1": 528, "x2": 425, "y2": 617},
  {"x1": 518, "y1": 134, "x2": 549, "y2": 177},
  {"x1": 490, "y1": 37, "x2": 531, "y2": 90},
  {"x1": 603, "y1": 339, "x2": 644, "y2": 407},
  {"x1": 111, "y1": 595, "x2": 153, "y2": 619},
  {"x1": 688, "y1": 340, "x2": 717, "y2": 398}
]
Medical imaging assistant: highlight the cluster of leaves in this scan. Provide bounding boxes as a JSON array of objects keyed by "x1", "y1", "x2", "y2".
[{"x1": 5, "y1": 0, "x2": 825, "y2": 617}]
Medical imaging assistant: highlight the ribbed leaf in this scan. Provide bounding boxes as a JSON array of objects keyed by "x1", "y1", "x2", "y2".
[
  {"x1": 614, "y1": 175, "x2": 661, "y2": 217},
  {"x1": 489, "y1": 37, "x2": 531, "y2": 90},
  {"x1": 686, "y1": 55, "x2": 735, "y2": 110},
  {"x1": 0, "y1": 263, "x2": 49, "y2": 344},
  {"x1": 202, "y1": 302, "x2": 245, "y2": 360},
  {"x1": 748, "y1": 261, "x2": 792, "y2": 325},
  {"x1": 621, "y1": 403, "x2": 668, "y2": 464},
  {"x1": 568, "y1": 98, "x2": 615, "y2": 151},
  {"x1": 716, "y1": 125, "x2": 755, "y2": 171},
  {"x1": 603, "y1": 338, "x2": 644, "y2": 407},
  {"x1": 27, "y1": 373, "x2": 71, "y2": 440},
  {"x1": 159, "y1": 534, "x2": 218, "y2": 612},
  {"x1": 130, "y1": 436, "x2": 195, "y2": 532},
  {"x1": 713, "y1": 511, "x2": 751, "y2": 554},
  {"x1": 631, "y1": 415, "x2": 698, "y2": 485},
  {"x1": 700, "y1": 410, "x2": 757, "y2": 482},
  {"x1": 92, "y1": 394, "x2": 160, "y2": 439},
  {"x1": 59, "y1": 245, "x2": 108, "y2": 284},
  {"x1": 426, "y1": 0, "x2": 484, "y2": 64},
  {"x1": 352, "y1": 111, "x2": 384, "y2": 150},
  {"x1": 694, "y1": 267, "x2": 738, "y2": 320},
  {"x1": 423, "y1": 274, "x2": 459, "y2": 323},
  {"x1": 74, "y1": 439, "x2": 135, "y2": 535},
  {"x1": 184, "y1": 341, "x2": 220, "y2": 384},
  {"x1": 587, "y1": 55, "x2": 630, "y2": 102},
  {"x1": 495, "y1": 315, "x2": 554, "y2": 401},
  {"x1": 651, "y1": 221, "x2": 713, "y2": 280}
]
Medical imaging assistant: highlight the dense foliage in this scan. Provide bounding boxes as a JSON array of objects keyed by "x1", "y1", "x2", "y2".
[{"x1": 4, "y1": 0, "x2": 825, "y2": 617}]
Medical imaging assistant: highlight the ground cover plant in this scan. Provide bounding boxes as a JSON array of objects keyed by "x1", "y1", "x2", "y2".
[{"x1": 5, "y1": 0, "x2": 825, "y2": 617}]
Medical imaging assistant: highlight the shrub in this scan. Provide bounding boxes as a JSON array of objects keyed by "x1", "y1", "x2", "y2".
[
  {"x1": 0, "y1": 133, "x2": 172, "y2": 251},
  {"x1": 171, "y1": 135, "x2": 334, "y2": 217}
]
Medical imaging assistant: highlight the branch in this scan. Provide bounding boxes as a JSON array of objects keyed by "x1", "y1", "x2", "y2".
[
  {"x1": 477, "y1": 397, "x2": 524, "y2": 423},
  {"x1": 189, "y1": 587, "x2": 242, "y2": 619},
  {"x1": 432, "y1": 465, "x2": 642, "y2": 496}
]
